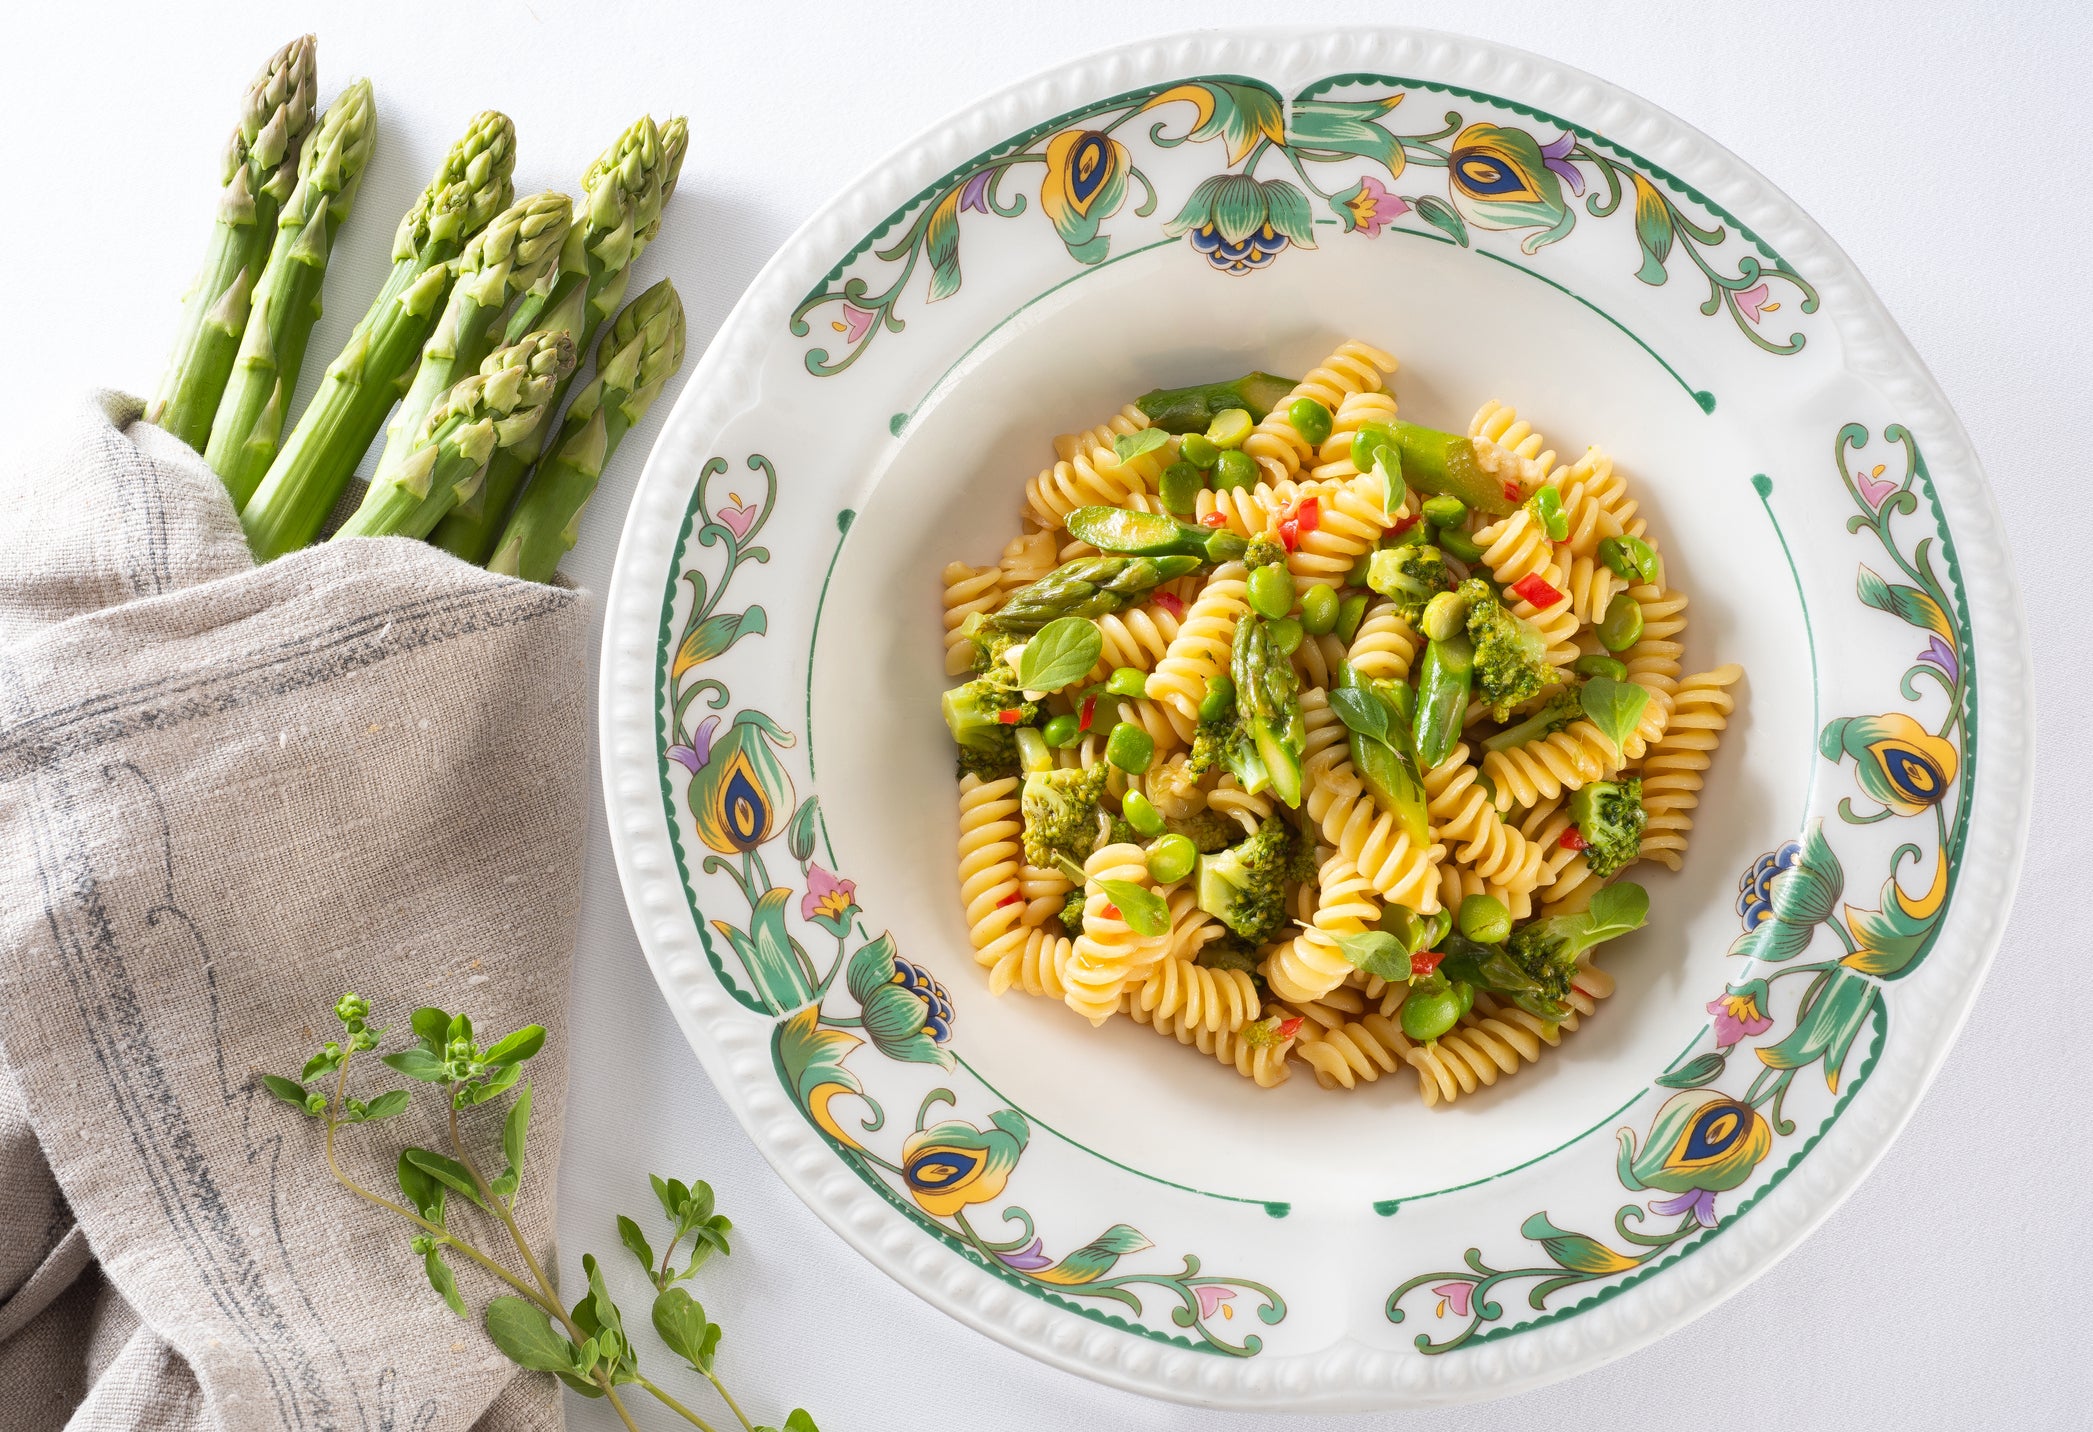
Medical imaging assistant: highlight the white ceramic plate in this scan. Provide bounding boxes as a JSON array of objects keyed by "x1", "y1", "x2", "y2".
[{"x1": 600, "y1": 27, "x2": 2031, "y2": 1409}]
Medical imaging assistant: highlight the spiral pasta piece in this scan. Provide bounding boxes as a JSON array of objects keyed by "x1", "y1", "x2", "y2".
[
  {"x1": 1247, "y1": 340, "x2": 1396, "y2": 483},
  {"x1": 957, "y1": 775, "x2": 1025, "y2": 955},
  {"x1": 1345, "y1": 600, "x2": 1417, "y2": 684},
  {"x1": 1547, "y1": 446, "x2": 1644, "y2": 556},
  {"x1": 1287, "y1": 472, "x2": 1394, "y2": 588},
  {"x1": 1472, "y1": 504, "x2": 1558, "y2": 589},
  {"x1": 1015, "y1": 861, "x2": 1073, "y2": 929},
  {"x1": 1127, "y1": 953, "x2": 1259, "y2": 1033},
  {"x1": 1638, "y1": 665, "x2": 1741, "y2": 870},
  {"x1": 1054, "y1": 403, "x2": 1150, "y2": 461},
  {"x1": 1407, "y1": 1007, "x2": 1549, "y2": 1106},
  {"x1": 1299, "y1": 688, "x2": 1444, "y2": 911},
  {"x1": 1553, "y1": 551, "x2": 1622, "y2": 625},
  {"x1": 1126, "y1": 1002, "x2": 1293, "y2": 1087},
  {"x1": 1508, "y1": 585, "x2": 1582, "y2": 670},
  {"x1": 1621, "y1": 584, "x2": 1688, "y2": 710},
  {"x1": 1092, "y1": 603, "x2": 1182, "y2": 673},
  {"x1": 985, "y1": 925, "x2": 1073, "y2": 999},
  {"x1": 1309, "y1": 388, "x2": 1400, "y2": 482},
  {"x1": 942, "y1": 561, "x2": 1001, "y2": 674},
  {"x1": 997, "y1": 531, "x2": 1058, "y2": 593},
  {"x1": 1062, "y1": 844, "x2": 1171, "y2": 1025},
  {"x1": 1263, "y1": 853, "x2": 1381, "y2": 1004},
  {"x1": 1518, "y1": 796, "x2": 1598, "y2": 909},
  {"x1": 1145, "y1": 753, "x2": 1208, "y2": 820},
  {"x1": 1291, "y1": 631, "x2": 1348, "y2": 691},
  {"x1": 1481, "y1": 719, "x2": 1626, "y2": 811},
  {"x1": 1026, "y1": 437, "x2": 1166, "y2": 530},
  {"x1": 1207, "y1": 774, "x2": 1273, "y2": 835},
  {"x1": 1436, "y1": 862, "x2": 1531, "y2": 920},
  {"x1": 1424, "y1": 744, "x2": 1545, "y2": 896},
  {"x1": 1469, "y1": 399, "x2": 1558, "y2": 475},
  {"x1": 1147, "y1": 561, "x2": 1248, "y2": 721},
  {"x1": 1292, "y1": 1012, "x2": 1416, "y2": 1091}
]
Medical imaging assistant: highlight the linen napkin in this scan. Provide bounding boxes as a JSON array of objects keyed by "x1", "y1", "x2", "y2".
[{"x1": 0, "y1": 392, "x2": 590, "y2": 1430}]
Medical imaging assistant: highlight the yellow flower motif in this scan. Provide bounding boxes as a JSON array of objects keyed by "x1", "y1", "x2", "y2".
[
  {"x1": 1819, "y1": 712, "x2": 1957, "y2": 817},
  {"x1": 901, "y1": 1111, "x2": 1029, "y2": 1218}
]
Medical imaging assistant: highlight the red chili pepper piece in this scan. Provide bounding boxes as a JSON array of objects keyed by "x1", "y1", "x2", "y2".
[
  {"x1": 1560, "y1": 827, "x2": 1589, "y2": 851},
  {"x1": 1390, "y1": 511, "x2": 1421, "y2": 536},
  {"x1": 1200, "y1": 511, "x2": 1229, "y2": 528},
  {"x1": 1078, "y1": 696, "x2": 1097, "y2": 732},
  {"x1": 996, "y1": 708, "x2": 1024, "y2": 725},
  {"x1": 1098, "y1": 902, "x2": 1122, "y2": 921},
  {"x1": 1509, "y1": 573, "x2": 1566, "y2": 609},
  {"x1": 1503, "y1": 479, "x2": 1522, "y2": 502},
  {"x1": 997, "y1": 891, "x2": 1025, "y2": 908},
  {"x1": 1275, "y1": 1016, "x2": 1304, "y2": 1042},
  {"x1": 1277, "y1": 518, "x2": 1299, "y2": 551},
  {"x1": 1411, "y1": 949, "x2": 1446, "y2": 978},
  {"x1": 1294, "y1": 496, "x2": 1321, "y2": 535},
  {"x1": 1152, "y1": 590, "x2": 1185, "y2": 619}
]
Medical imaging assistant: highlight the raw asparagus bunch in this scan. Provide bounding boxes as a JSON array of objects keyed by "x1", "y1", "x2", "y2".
[
  {"x1": 204, "y1": 77, "x2": 377, "y2": 506},
  {"x1": 335, "y1": 329, "x2": 575, "y2": 541},
  {"x1": 241, "y1": 110, "x2": 517, "y2": 560},
  {"x1": 488, "y1": 279, "x2": 687, "y2": 581},
  {"x1": 148, "y1": 36, "x2": 318, "y2": 451},
  {"x1": 431, "y1": 114, "x2": 689, "y2": 563},
  {"x1": 369, "y1": 190, "x2": 573, "y2": 489}
]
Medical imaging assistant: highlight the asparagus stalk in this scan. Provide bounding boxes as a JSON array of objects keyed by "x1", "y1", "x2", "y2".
[
  {"x1": 429, "y1": 114, "x2": 689, "y2": 563},
  {"x1": 988, "y1": 555, "x2": 1204, "y2": 632},
  {"x1": 240, "y1": 111, "x2": 516, "y2": 559},
  {"x1": 335, "y1": 330, "x2": 575, "y2": 541},
  {"x1": 369, "y1": 190, "x2": 572, "y2": 488},
  {"x1": 203, "y1": 77, "x2": 377, "y2": 506},
  {"x1": 487, "y1": 280, "x2": 686, "y2": 581},
  {"x1": 148, "y1": 36, "x2": 319, "y2": 451}
]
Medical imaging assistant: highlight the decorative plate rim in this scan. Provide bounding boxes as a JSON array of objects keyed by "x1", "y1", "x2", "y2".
[{"x1": 599, "y1": 25, "x2": 2034, "y2": 1408}]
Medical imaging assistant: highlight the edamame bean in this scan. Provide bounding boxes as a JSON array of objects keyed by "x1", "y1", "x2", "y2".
[
  {"x1": 1206, "y1": 407, "x2": 1253, "y2": 449},
  {"x1": 1266, "y1": 616, "x2": 1303, "y2": 657},
  {"x1": 1041, "y1": 712, "x2": 1081, "y2": 748},
  {"x1": 1598, "y1": 591, "x2": 1644, "y2": 652},
  {"x1": 1574, "y1": 654, "x2": 1628, "y2": 682},
  {"x1": 1457, "y1": 893, "x2": 1512, "y2": 945},
  {"x1": 1287, "y1": 397, "x2": 1333, "y2": 447},
  {"x1": 1421, "y1": 495, "x2": 1468, "y2": 528},
  {"x1": 1179, "y1": 433, "x2": 1220, "y2": 468},
  {"x1": 1122, "y1": 789, "x2": 1166, "y2": 838},
  {"x1": 1300, "y1": 582, "x2": 1339, "y2": 634},
  {"x1": 1014, "y1": 725, "x2": 1053, "y2": 774},
  {"x1": 1106, "y1": 721, "x2": 1155, "y2": 774},
  {"x1": 1334, "y1": 591, "x2": 1370, "y2": 645},
  {"x1": 1159, "y1": 460, "x2": 1204, "y2": 516},
  {"x1": 1530, "y1": 484, "x2": 1569, "y2": 541},
  {"x1": 1198, "y1": 673, "x2": 1235, "y2": 724},
  {"x1": 1400, "y1": 978, "x2": 1464, "y2": 1042},
  {"x1": 1437, "y1": 527, "x2": 1485, "y2": 563},
  {"x1": 1146, "y1": 832, "x2": 1197, "y2": 885},
  {"x1": 1213, "y1": 449, "x2": 1257, "y2": 491},
  {"x1": 1420, "y1": 589, "x2": 1471, "y2": 643},
  {"x1": 1598, "y1": 534, "x2": 1662, "y2": 586},
  {"x1": 1247, "y1": 563, "x2": 1296, "y2": 619},
  {"x1": 1105, "y1": 667, "x2": 1149, "y2": 698},
  {"x1": 1378, "y1": 904, "x2": 1428, "y2": 951}
]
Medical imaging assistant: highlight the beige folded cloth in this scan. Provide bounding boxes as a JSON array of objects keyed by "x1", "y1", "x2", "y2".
[{"x1": 0, "y1": 393, "x2": 590, "y2": 1430}]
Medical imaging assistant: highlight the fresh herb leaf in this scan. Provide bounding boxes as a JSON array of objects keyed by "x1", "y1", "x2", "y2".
[
  {"x1": 686, "y1": 1212, "x2": 733, "y2": 1276},
  {"x1": 1578, "y1": 676, "x2": 1650, "y2": 752},
  {"x1": 424, "y1": 1244, "x2": 466, "y2": 1317},
  {"x1": 382, "y1": 1047, "x2": 449, "y2": 1083},
  {"x1": 403, "y1": 1148, "x2": 488, "y2": 1210},
  {"x1": 617, "y1": 1215, "x2": 656, "y2": 1282},
  {"x1": 491, "y1": 1084, "x2": 531, "y2": 1203},
  {"x1": 1584, "y1": 881, "x2": 1650, "y2": 942},
  {"x1": 650, "y1": 1174, "x2": 685, "y2": 1224},
  {"x1": 1018, "y1": 617, "x2": 1103, "y2": 692},
  {"x1": 485, "y1": 1296, "x2": 579, "y2": 1374},
  {"x1": 462, "y1": 1060, "x2": 522, "y2": 1104},
  {"x1": 1093, "y1": 877, "x2": 1168, "y2": 936},
  {"x1": 260, "y1": 1073, "x2": 309, "y2": 1107},
  {"x1": 396, "y1": 1151, "x2": 447, "y2": 1226},
  {"x1": 356, "y1": 1089, "x2": 410, "y2": 1122},
  {"x1": 1328, "y1": 686, "x2": 1390, "y2": 744},
  {"x1": 300, "y1": 1047, "x2": 341, "y2": 1081},
  {"x1": 1334, "y1": 930, "x2": 1410, "y2": 980},
  {"x1": 653, "y1": 1286, "x2": 722, "y2": 1374},
  {"x1": 483, "y1": 1025, "x2": 545, "y2": 1067},
  {"x1": 1112, "y1": 427, "x2": 1170, "y2": 464},
  {"x1": 411, "y1": 1007, "x2": 451, "y2": 1053}
]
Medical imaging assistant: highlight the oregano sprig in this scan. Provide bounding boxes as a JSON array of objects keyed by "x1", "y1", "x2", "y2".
[{"x1": 264, "y1": 994, "x2": 818, "y2": 1432}]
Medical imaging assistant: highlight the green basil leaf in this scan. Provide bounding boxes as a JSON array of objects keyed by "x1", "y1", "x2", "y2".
[
  {"x1": 404, "y1": 1148, "x2": 488, "y2": 1210},
  {"x1": 424, "y1": 1245, "x2": 466, "y2": 1317},
  {"x1": 485, "y1": 1296, "x2": 578, "y2": 1374},
  {"x1": 1578, "y1": 676, "x2": 1650, "y2": 752},
  {"x1": 1584, "y1": 881, "x2": 1650, "y2": 943},
  {"x1": 382, "y1": 1047, "x2": 449, "y2": 1083},
  {"x1": 1112, "y1": 427, "x2": 1170, "y2": 464},
  {"x1": 1334, "y1": 930, "x2": 1410, "y2": 980},
  {"x1": 259, "y1": 1074, "x2": 309, "y2": 1107},
  {"x1": 1327, "y1": 686, "x2": 1389, "y2": 744},
  {"x1": 1092, "y1": 878, "x2": 1169, "y2": 937},
  {"x1": 1018, "y1": 617, "x2": 1104, "y2": 692}
]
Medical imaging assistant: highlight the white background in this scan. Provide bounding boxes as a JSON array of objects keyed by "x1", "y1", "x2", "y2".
[{"x1": 2, "y1": 3, "x2": 2086, "y2": 1428}]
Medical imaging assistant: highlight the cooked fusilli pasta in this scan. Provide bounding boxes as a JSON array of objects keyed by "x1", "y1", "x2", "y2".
[{"x1": 1637, "y1": 665, "x2": 1741, "y2": 870}]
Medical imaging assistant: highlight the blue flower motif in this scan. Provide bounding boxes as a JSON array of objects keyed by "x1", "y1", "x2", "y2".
[
  {"x1": 893, "y1": 957, "x2": 955, "y2": 1043},
  {"x1": 1737, "y1": 840, "x2": 1801, "y2": 930}
]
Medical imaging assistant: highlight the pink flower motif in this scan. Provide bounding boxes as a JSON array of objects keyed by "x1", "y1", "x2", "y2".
[
  {"x1": 800, "y1": 862, "x2": 858, "y2": 927},
  {"x1": 1734, "y1": 283, "x2": 1780, "y2": 325},
  {"x1": 1854, "y1": 462, "x2": 1900, "y2": 512},
  {"x1": 1193, "y1": 1284, "x2": 1237, "y2": 1321},
  {"x1": 719, "y1": 501, "x2": 760, "y2": 541},
  {"x1": 833, "y1": 303, "x2": 876, "y2": 345},
  {"x1": 1432, "y1": 1281, "x2": 1474, "y2": 1318},
  {"x1": 1334, "y1": 176, "x2": 1406, "y2": 237},
  {"x1": 1706, "y1": 992, "x2": 1773, "y2": 1049}
]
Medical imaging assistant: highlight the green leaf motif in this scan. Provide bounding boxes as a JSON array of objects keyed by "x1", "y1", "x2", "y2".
[
  {"x1": 1519, "y1": 1213, "x2": 1641, "y2": 1276},
  {"x1": 786, "y1": 795, "x2": 821, "y2": 863},
  {"x1": 260, "y1": 1074, "x2": 309, "y2": 1107},
  {"x1": 424, "y1": 1245, "x2": 466, "y2": 1317},
  {"x1": 1285, "y1": 97, "x2": 1404, "y2": 169},
  {"x1": 923, "y1": 189, "x2": 962, "y2": 303},
  {"x1": 652, "y1": 1286, "x2": 721, "y2": 1373},
  {"x1": 1855, "y1": 564, "x2": 1954, "y2": 642},
  {"x1": 674, "y1": 607, "x2": 768, "y2": 676},
  {"x1": 485, "y1": 1296, "x2": 579, "y2": 1374},
  {"x1": 382, "y1": 1047, "x2": 449, "y2": 1083},
  {"x1": 404, "y1": 1148, "x2": 488, "y2": 1210},
  {"x1": 1033, "y1": 1223, "x2": 1153, "y2": 1286},
  {"x1": 1756, "y1": 967, "x2": 1877, "y2": 1092},
  {"x1": 1629, "y1": 174, "x2": 1675, "y2": 286},
  {"x1": 1094, "y1": 878, "x2": 1169, "y2": 937},
  {"x1": 1655, "y1": 1051, "x2": 1728, "y2": 1090},
  {"x1": 774, "y1": 1007, "x2": 866, "y2": 1152},
  {"x1": 1260, "y1": 180, "x2": 1317, "y2": 249},
  {"x1": 1412, "y1": 195, "x2": 1469, "y2": 247},
  {"x1": 1018, "y1": 617, "x2": 1104, "y2": 692}
]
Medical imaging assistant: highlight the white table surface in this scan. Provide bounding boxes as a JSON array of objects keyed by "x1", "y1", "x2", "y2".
[{"x1": 3, "y1": 3, "x2": 2086, "y2": 1427}]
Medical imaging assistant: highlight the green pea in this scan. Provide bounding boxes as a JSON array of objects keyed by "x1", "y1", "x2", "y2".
[
  {"x1": 1014, "y1": 725, "x2": 1054, "y2": 774},
  {"x1": 1422, "y1": 495, "x2": 1468, "y2": 529},
  {"x1": 1437, "y1": 527, "x2": 1485, "y2": 563},
  {"x1": 1106, "y1": 721, "x2": 1155, "y2": 774},
  {"x1": 1575, "y1": 654, "x2": 1629, "y2": 682},
  {"x1": 1598, "y1": 592, "x2": 1645, "y2": 652},
  {"x1": 1105, "y1": 667, "x2": 1149, "y2": 698},
  {"x1": 1179, "y1": 433, "x2": 1220, "y2": 469},
  {"x1": 1423, "y1": 909, "x2": 1453, "y2": 949},
  {"x1": 1247, "y1": 563, "x2": 1296, "y2": 620},
  {"x1": 1122, "y1": 789, "x2": 1166, "y2": 838},
  {"x1": 1213, "y1": 449, "x2": 1257, "y2": 491},
  {"x1": 1351, "y1": 430, "x2": 1397, "y2": 477},
  {"x1": 1457, "y1": 893, "x2": 1512, "y2": 945},
  {"x1": 1146, "y1": 832, "x2": 1197, "y2": 885},
  {"x1": 1530, "y1": 484, "x2": 1569, "y2": 541},
  {"x1": 1206, "y1": 407, "x2": 1253, "y2": 450},
  {"x1": 1198, "y1": 674, "x2": 1235, "y2": 724},
  {"x1": 1266, "y1": 616, "x2": 1303, "y2": 657},
  {"x1": 1159, "y1": 460, "x2": 1204, "y2": 516},
  {"x1": 1400, "y1": 980, "x2": 1464, "y2": 1042},
  {"x1": 1287, "y1": 397, "x2": 1333, "y2": 447},
  {"x1": 1378, "y1": 904, "x2": 1428, "y2": 953},
  {"x1": 1453, "y1": 980, "x2": 1475, "y2": 1017},
  {"x1": 1598, "y1": 533, "x2": 1663, "y2": 586},
  {"x1": 1334, "y1": 591, "x2": 1370, "y2": 645},
  {"x1": 1041, "y1": 713, "x2": 1081, "y2": 748},
  {"x1": 1419, "y1": 589, "x2": 1471, "y2": 643},
  {"x1": 1300, "y1": 582, "x2": 1339, "y2": 635}
]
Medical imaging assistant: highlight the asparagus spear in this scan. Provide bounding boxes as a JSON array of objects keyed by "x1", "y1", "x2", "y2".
[
  {"x1": 487, "y1": 280, "x2": 686, "y2": 581},
  {"x1": 987, "y1": 555, "x2": 1203, "y2": 633},
  {"x1": 429, "y1": 114, "x2": 689, "y2": 563},
  {"x1": 369, "y1": 190, "x2": 572, "y2": 490},
  {"x1": 148, "y1": 36, "x2": 319, "y2": 451},
  {"x1": 334, "y1": 330, "x2": 575, "y2": 541},
  {"x1": 203, "y1": 77, "x2": 377, "y2": 506},
  {"x1": 240, "y1": 111, "x2": 516, "y2": 559}
]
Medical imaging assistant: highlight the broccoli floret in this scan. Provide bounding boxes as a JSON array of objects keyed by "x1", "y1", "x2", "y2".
[
  {"x1": 1194, "y1": 816, "x2": 1304, "y2": 945},
  {"x1": 1106, "y1": 814, "x2": 1139, "y2": 848},
  {"x1": 1367, "y1": 544, "x2": 1456, "y2": 622},
  {"x1": 956, "y1": 743, "x2": 1020, "y2": 782},
  {"x1": 1503, "y1": 882, "x2": 1649, "y2": 1015},
  {"x1": 1243, "y1": 534, "x2": 1288, "y2": 569},
  {"x1": 1058, "y1": 887, "x2": 1088, "y2": 934},
  {"x1": 1020, "y1": 765, "x2": 1109, "y2": 870},
  {"x1": 1569, "y1": 778, "x2": 1646, "y2": 878},
  {"x1": 1482, "y1": 684, "x2": 1585, "y2": 753},
  {"x1": 1462, "y1": 578, "x2": 1558, "y2": 721},
  {"x1": 1188, "y1": 718, "x2": 1230, "y2": 777},
  {"x1": 1167, "y1": 808, "x2": 1241, "y2": 854},
  {"x1": 943, "y1": 664, "x2": 1037, "y2": 780},
  {"x1": 1195, "y1": 934, "x2": 1261, "y2": 975}
]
